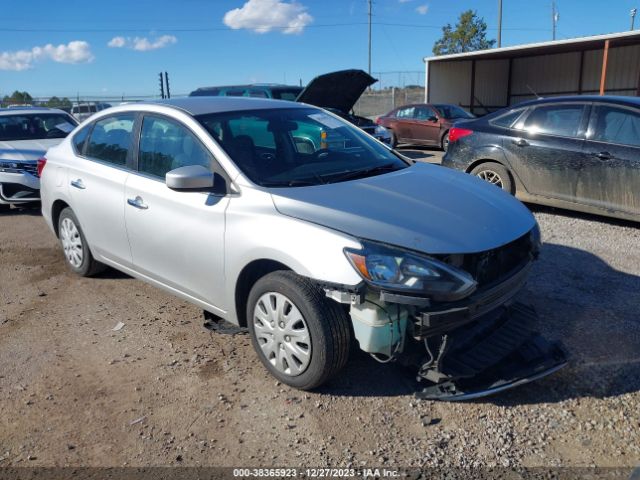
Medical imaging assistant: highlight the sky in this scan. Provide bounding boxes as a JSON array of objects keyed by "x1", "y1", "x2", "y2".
[{"x1": 1, "y1": 0, "x2": 639, "y2": 99}]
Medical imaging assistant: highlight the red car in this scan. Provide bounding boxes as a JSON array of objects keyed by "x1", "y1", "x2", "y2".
[{"x1": 377, "y1": 103, "x2": 474, "y2": 150}]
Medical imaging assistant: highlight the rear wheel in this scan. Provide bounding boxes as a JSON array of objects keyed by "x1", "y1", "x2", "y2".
[
  {"x1": 58, "y1": 207, "x2": 106, "y2": 277},
  {"x1": 470, "y1": 162, "x2": 513, "y2": 193},
  {"x1": 389, "y1": 130, "x2": 398, "y2": 148},
  {"x1": 441, "y1": 131, "x2": 450, "y2": 151},
  {"x1": 247, "y1": 271, "x2": 351, "y2": 390}
]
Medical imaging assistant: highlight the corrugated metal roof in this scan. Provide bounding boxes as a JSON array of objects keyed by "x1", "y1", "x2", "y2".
[{"x1": 424, "y1": 29, "x2": 640, "y2": 63}]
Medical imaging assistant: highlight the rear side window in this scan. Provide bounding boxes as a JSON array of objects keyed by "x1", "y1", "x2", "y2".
[
  {"x1": 138, "y1": 115, "x2": 212, "y2": 178},
  {"x1": 491, "y1": 109, "x2": 524, "y2": 128},
  {"x1": 522, "y1": 104, "x2": 585, "y2": 138},
  {"x1": 396, "y1": 107, "x2": 415, "y2": 118},
  {"x1": 591, "y1": 105, "x2": 640, "y2": 147},
  {"x1": 85, "y1": 114, "x2": 135, "y2": 166}
]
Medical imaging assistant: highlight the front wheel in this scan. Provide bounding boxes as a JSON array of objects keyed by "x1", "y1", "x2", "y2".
[
  {"x1": 58, "y1": 207, "x2": 106, "y2": 277},
  {"x1": 247, "y1": 271, "x2": 351, "y2": 390},
  {"x1": 470, "y1": 162, "x2": 513, "y2": 193}
]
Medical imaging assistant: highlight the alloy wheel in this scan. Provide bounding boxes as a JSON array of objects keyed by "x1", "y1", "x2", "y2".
[
  {"x1": 253, "y1": 292, "x2": 311, "y2": 377},
  {"x1": 60, "y1": 217, "x2": 84, "y2": 268},
  {"x1": 476, "y1": 170, "x2": 504, "y2": 188}
]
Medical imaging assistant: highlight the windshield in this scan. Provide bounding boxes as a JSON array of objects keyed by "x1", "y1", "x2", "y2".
[
  {"x1": 0, "y1": 113, "x2": 77, "y2": 141},
  {"x1": 433, "y1": 104, "x2": 474, "y2": 120},
  {"x1": 197, "y1": 107, "x2": 407, "y2": 187}
]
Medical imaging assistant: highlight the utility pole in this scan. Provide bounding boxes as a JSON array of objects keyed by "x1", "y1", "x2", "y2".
[
  {"x1": 631, "y1": 8, "x2": 637, "y2": 30},
  {"x1": 159, "y1": 72, "x2": 165, "y2": 99},
  {"x1": 552, "y1": 0, "x2": 559, "y2": 41},
  {"x1": 165, "y1": 71, "x2": 170, "y2": 99},
  {"x1": 368, "y1": 0, "x2": 372, "y2": 77},
  {"x1": 497, "y1": 0, "x2": 503, "y2": 48}
]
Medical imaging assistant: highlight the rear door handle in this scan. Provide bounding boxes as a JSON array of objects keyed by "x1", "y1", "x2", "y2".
[
  {"x1": 70, "y1": 179, "x2": 85, "y2": 189},
  {"x1": 511, "y1": 138, "x2": 529, "y2": 147},
  {"x1": 594, "y1": 151, "x2": 613, "y2": 160},
  {"x1": 127, "y1": 196, "x2": 148, "y2": 210}
]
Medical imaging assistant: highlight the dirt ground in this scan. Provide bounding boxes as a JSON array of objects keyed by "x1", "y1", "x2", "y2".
[{"x1": 1, "y1": 203, "x2": 639, "y2": 469}]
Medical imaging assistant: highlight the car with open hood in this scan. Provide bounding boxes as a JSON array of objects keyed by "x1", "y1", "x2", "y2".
[
  {"x1": 40, "y1": 97, "x2": 566, "y2": 399},
  {"x1": 0, "y1": 106, "x2": 78, "y2": 210},
  {"x1": 189, "y1": 70, "x2": 391, "y2": 144}
]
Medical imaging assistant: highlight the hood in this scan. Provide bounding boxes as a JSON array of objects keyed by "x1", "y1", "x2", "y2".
[
  {"x1": 271, "y1": 163, "x2": 535, "y2": 255},
  {"x1": 296, "y1": 69, "x2": 377, "y2": 113},
  {"x1": 0, "y1": 139, "x2": 63, "y2": 162}
]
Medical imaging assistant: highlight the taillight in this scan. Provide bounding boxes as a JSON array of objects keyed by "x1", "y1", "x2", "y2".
[
  {"x1": 448, "y1": 127, "x2": 473, "y2": 144},
  {"x1": 375, "y1": 116, "x2": 382, "y2": 125},
  {"x1": 36, "y1": 157, "x2": 47, "y2": 177}
]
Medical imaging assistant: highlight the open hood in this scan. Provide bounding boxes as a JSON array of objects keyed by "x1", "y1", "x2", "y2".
[{"x1": 296, "y1": 69, "x2": 377, "y2": 113}]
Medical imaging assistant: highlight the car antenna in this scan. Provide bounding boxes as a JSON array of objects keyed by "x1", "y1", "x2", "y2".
[{"x1": 526, "y1": 84, "x2": 542, "y2": 99}]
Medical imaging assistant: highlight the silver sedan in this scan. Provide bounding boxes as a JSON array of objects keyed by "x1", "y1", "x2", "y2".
[{"x1": 40, "y1": 97, "x2": 564, "y2": 398}]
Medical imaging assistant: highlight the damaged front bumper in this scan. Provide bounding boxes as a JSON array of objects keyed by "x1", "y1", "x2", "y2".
[
  {"x1": 0, "y1": 163, "x2": 40, "y2": 204},
  {"x1": 324, "y1": 259, "x2": 568, "y2": 401}
]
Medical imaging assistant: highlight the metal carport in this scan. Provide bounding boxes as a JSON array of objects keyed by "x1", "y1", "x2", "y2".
[{"x1": 423, "y1": 30, "x2": 640, "y2": 115}]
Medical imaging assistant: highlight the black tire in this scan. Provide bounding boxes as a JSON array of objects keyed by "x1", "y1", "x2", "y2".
[
  {"x1": 389, "y1": 130, "x2": 398, "y2": 148},
  {"x1": 441, "y1": 131, "x2": 450, "y2": 151},
  {"x1": 246, "y1": 271, "x2": 351, "y2": 390},
  {"x1": 470, "y1": 162, "x2": 513, "y2": 194},
  {"x1": 58, "y1": 207, "x2": 106, "y2": 277}
]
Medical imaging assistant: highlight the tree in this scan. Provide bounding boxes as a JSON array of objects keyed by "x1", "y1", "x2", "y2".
[
  {"x1": 45, "y1": 96, "x2": 72, "y2": 109},
  {"x1": 2, "y1": 90, "x2": 33, "y2": 105},
  {"x1": 432, "y1": 10, "x2": 495, "y2": 56}
]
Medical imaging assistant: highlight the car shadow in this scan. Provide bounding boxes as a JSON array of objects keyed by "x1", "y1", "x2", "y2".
[
  {"x1": 320, "y1": 242, "x2": 640, "y2": 403},
  {"x1": 527, "y1": 203, "x2": 639, "y2": 229},
  {"x1": 396, "y1": 146, "x2": 444, "y2": 165},
  {"x1": 0, "y1": 203, "x2": 42, "y2": 216}
]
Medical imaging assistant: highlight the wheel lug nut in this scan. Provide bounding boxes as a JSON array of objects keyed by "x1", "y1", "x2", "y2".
[
  {"x1": 285, "y1": 336, "x2": 290, "y2": 342},
  {"x1": 279, "y1": 322, "x2": 285, "y2": 328}
]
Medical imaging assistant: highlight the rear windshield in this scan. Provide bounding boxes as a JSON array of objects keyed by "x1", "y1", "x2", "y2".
[
  {"x1": 433, "y1": 104, "x2": 474, "y2": 120},
  {"x1": 0, "y1": 113, "x2": 77, "y2": 141}
]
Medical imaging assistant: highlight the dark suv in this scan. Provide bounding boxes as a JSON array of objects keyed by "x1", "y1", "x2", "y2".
[{"x1": 442, "y1": 95, "x2": 640, "y2": 222}]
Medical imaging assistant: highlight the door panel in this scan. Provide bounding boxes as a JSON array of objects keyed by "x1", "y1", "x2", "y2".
[
  {"x1": 410, "y1": 106, "x2": 440, "y2": 145},
  {"x1": 580, "y1": 104, "x2": 640, "y2": 215},
  {"x1": 124, "y1": 114, "x2": 229, "y2": 310},
  {"x1": 124, "y1": 175, "x2": 229, "y2": 308},
  {"x1": 68, "y1": 113, "x2": 136, "y2": 266},
  {"x1": 502, "y1": 103, "x2": 589, "y2": 202}
]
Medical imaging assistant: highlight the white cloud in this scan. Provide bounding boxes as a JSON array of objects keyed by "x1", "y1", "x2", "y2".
[
  {"x1": 0, "y1": 41, "x2": 93, "y2": 71},
  {"x1": 107, "y1": 35, "x2": 177, "y2": 51},
  {"x1": 107, "y1": 36, "x2": 126, "y2": 48},
  {"x1": 416, "y1": 4, "x2": 429, "y2": 14},
  {"x1": 223, "y1": 0, "x2": 313, "y2": 34},
  {"x1": 398, "y1": 0, "x2": 413, "y2": 3}
]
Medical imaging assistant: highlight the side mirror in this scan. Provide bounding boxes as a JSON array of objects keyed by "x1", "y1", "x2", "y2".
[
  {"x1": 166, "y1": 165, "x2": 215, "y2": 191},
  {"x1": 428, "y1": 116, "x2": 438, "y2": 123}
]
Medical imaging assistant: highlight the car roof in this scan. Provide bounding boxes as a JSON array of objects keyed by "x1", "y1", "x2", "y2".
[
  {"x1": 126, "y1": 96, "x2": 309, "y2": 116},
  {"x1": 512, "y1": 95, "x2": 640, "y2": 108},
  {"x1": 0, "y1": 106, "x2": 69, "y2": 116}
]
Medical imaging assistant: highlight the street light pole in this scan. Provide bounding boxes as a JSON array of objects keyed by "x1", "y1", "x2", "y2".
[
  {"x1": 368, "y1": 0, "x2": 372, "y2": 76},
  {"x1": 552, "y1": 0, "x2": 559, "y2": 40},
  {"x1": 497, "y1": 0, "x2": 503, "y2": 48},
  {"x1": 631, "y1": 8, "x2": 637, "y2": 30}
]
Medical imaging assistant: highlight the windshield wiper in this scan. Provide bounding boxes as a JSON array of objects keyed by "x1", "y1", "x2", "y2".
[{"x1": 327, "y1": 163, "x2": 401, "y2": 183}]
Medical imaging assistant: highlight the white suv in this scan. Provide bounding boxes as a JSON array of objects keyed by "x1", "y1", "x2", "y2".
[{"x1": 40, "y1": 97, "x2": 565, "y2": 399}]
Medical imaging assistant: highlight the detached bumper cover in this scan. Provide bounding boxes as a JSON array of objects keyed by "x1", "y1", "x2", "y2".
[{"x1": 416, "y1": 302, "x2": 568, "y2": 401}]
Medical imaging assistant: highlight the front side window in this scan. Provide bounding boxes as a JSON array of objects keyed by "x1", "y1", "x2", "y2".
[
  {"x1": 591, "y1": 105, "x2": 640, "y2": 147},
  {"x1": 433, "y1": 104, "x2": 474, "y2": 120},
  {"x1": 85, "y1": 114, "x2": 135, "y2": 166},
  {"x1": 414, "y1": 107, "x2": 434, "y2": 120},
  {"x1": 197, "y1": 107, "x2": 408, "y2": 187},
  {"x1": 522, "y1": 104, "x2": 585, "y2": 138},
  {"x1": 138, "y1": 116, "x2": 213, "y2": 178},
  {"x1": 0, "y1": 113, "x2": 77, "y2": 141}
]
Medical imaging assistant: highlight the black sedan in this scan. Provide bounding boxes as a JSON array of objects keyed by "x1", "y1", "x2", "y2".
[{"x1": 442, "y1": 95, "x2": 640, "y2": 222}]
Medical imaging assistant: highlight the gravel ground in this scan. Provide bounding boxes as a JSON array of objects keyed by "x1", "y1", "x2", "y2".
[{"x1": 0, "y1": 203, "x2": 639, "y2": 469}]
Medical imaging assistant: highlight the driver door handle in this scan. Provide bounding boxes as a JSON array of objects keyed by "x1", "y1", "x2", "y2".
[
  {"x1": 70, "y1": 179, "x2": 85, "y2": 190},
  {"x1": 511, "y1": 138, "x2": 529, "y2": 147},
  {"x1": 594, "y1": 151, "x2": 613, "y2": 160},
  {"x1": 127, "y1": 196, "x2": 148, "y2": 210}
]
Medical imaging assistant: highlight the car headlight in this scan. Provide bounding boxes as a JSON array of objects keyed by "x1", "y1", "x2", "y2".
[
  {"x1": 374, "y1": 125, "x2": 391, "y2": 139},
  {"x1": 345, "y1": 241, "x2": 477, "y2": 301}
]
